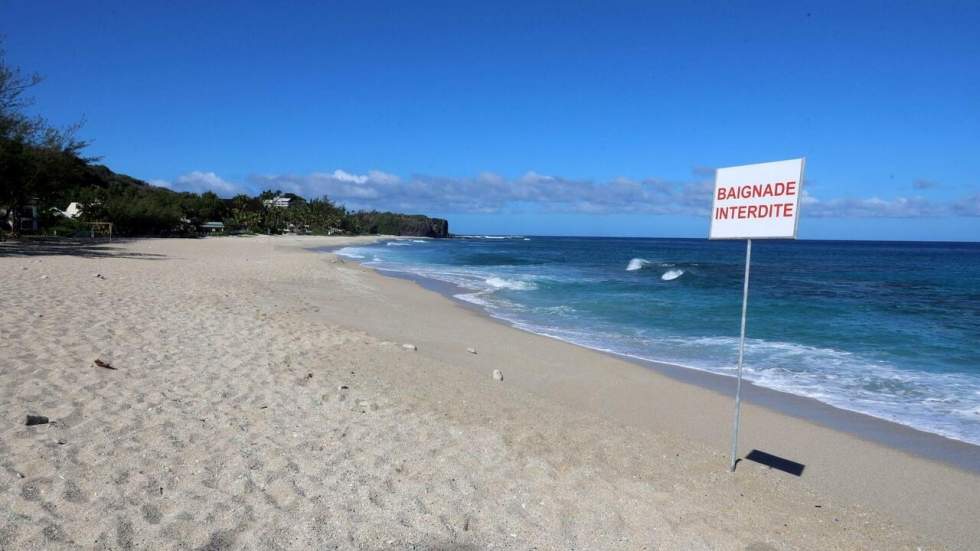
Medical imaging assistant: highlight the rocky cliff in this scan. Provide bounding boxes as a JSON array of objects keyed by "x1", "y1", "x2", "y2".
[{"x1": 349, "y1": 212, "x2": 449, "y2": 238}]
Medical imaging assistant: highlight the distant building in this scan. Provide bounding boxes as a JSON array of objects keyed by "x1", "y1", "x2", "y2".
[
  {"x1": 1, "y1": 203, "x2": 39, "y2": 232},
  {"x1": 263, "y1": 196, "x2": 293, "y2": 208},
  {"x1": 199, "y1": 221, "x2": 225, "y2": 234},
  {"x1": 63, "y1": 202, "x2": 84, "y2": 218},
  {"x1": 52, "y1": 202, "x2": 84, "y2": 219}
]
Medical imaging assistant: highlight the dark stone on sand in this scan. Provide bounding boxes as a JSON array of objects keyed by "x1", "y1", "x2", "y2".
[{"x1": 26, "y1": 415, "x2": 49, "y2": 426}]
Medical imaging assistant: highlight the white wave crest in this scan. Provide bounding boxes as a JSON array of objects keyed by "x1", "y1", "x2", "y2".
[
  {"x1": 485, "y1": 276, "x2": 537, "y2": 291},
  {"x1": 334, "y1": 247, "x2": 368, "y2": 259},
  {"x1": 661, "y1": 269, "x2": 684, "y2": 281},
  {"x1": 454, "y1": 292, "x2": 491, "y2": 307},
  {"x1": 626, "y1": 258, "x2": 652, "y2": 271}
]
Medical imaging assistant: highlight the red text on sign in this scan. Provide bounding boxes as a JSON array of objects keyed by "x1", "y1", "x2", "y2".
[
  {"x1": 714, "y1": 203, "x2": 795, "y2": 220},
  {"x1": 716, "y1": 181, "x2": 797, "y2": 201}
]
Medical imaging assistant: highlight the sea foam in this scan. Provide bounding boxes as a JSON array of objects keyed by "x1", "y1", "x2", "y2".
[
  {"x1": 485, "y1": 276, "x2": 537, "y2": 291},
  {"x1": 626, "y1": 258, "x2": 651, "y2": 271}
]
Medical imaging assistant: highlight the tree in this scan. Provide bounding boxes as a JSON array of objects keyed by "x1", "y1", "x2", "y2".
[
  {"x1": 1, "y1": 43, "x2": 89, "y2": 236},
  {"x1": 227, "y1": 194, "x2": 263, "y2": 232},
  {"x1": 181, "y1": 191, "x2": 226, "y2": 223}
]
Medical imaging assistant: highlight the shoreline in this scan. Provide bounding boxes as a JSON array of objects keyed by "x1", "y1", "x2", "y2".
[
  {"x1": 327, "y1": 242, "x2": 980, "y2": 474},
  {"x1": 300, "y1": 238, "x2": 980, "y2": 548}
]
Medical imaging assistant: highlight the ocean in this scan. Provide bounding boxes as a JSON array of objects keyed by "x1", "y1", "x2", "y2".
[{"x1": 335, "y1": 236, "x2": 980, "y2": 446}]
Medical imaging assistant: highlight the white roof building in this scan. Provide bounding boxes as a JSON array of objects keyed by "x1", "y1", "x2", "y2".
[
  {"x1": 263, "y1": 196, "x2": 293, "y2": 208},
  {"x1": 64, "y1": 202, "x2": 84, "y2": 218}
]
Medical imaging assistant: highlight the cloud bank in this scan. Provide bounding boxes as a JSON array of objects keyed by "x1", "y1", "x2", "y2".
[
  {"x1": 155, "y1": 169, "x2": 979, "y2": 218},
  {"x1": 152, "y1": 171, "x2": 244, "y2": 195},
  {"x1": 245, "y1": 170, "x2": 714, "y2": 216}
]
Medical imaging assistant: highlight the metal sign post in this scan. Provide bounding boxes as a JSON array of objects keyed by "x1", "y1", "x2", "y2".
[
  {"x1": 729, "y1": 238, "x2": 751, "y2": 472},
  {"x1": 708, "y1": 158, "x2": 805, "y2": 472}
]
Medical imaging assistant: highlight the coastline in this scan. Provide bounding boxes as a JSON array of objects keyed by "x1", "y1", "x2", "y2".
[
  {"x1": 2, "y1": 235, "x2": 976, "y2": 549},
  {"x1": 301, "y1": 239, "x2": 980, "y2": 548},
  {"x1": 335, "y1": 244, "x2": 980, "y2": 473}
]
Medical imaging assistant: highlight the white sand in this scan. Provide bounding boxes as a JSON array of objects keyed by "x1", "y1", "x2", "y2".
[{"x1": 1, "y1": 235, "x2": 975, "y2": 550}]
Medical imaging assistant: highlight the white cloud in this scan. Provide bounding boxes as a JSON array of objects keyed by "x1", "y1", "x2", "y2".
[
  {"x1": 952, "y1": 193, "x2": 980, "y2": 216},
  {"x1": 154, "y1": 167, "x2": 979, "y2": 218},
  {"x1": 245, "y1": 170, "x2": 712, "y2": 215},
  {"x1": 329, "y1": 169, "x2": 368, "y2": 184},
  {"x1": 802, "y1": 195, "x2": 946, "y2": 218},
  {"x1": 154, "y1": 171, "x2": 243, "y2": 196}
]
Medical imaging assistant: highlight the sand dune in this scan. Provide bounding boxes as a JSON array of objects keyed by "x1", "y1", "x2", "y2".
[{"x1": 0, "y1": 236, "x2": 971, "y2": 549}]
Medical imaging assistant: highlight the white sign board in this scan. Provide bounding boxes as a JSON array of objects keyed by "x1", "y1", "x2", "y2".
[{"x1": 709, "y1": 158, "x2": 805, "y2": 240}]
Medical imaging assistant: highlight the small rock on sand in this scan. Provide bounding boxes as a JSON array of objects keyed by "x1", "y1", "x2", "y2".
[
  {"x1": 402, "y1": 343, "x2": 417, "y2": 351},
  {"x1": 467, "y1": 347, "x2": 477, "y2": 355},
  {"x1": 26, "y1": 415, "x2": 49, "y2": 426},
  {"x1": 492, "y1": 369, "x2": 503, "y2": 381}
]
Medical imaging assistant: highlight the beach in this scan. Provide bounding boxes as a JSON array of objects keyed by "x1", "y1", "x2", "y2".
[{"x1": 2, "y1": 235, "x2": 977, "y2": 550}]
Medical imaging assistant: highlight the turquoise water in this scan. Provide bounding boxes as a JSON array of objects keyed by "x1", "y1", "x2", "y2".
[{"x1": 336, "y1": 236, "x2": 980, "y2": 445}]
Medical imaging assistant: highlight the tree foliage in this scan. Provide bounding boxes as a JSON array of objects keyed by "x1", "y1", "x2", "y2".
[{"x1": 1, "y1": 42, "x2": 90, "y2": 235}]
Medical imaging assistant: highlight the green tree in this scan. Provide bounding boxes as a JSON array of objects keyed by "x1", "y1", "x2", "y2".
[{"x1": 1, "y1": 43, "x2": 89, "y2": 236}]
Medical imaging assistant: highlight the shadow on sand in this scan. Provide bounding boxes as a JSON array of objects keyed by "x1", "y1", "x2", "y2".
[
  {"x1": 744, "y1": 449, "x2": 806, "y2": 476},
  {"x1": 0, "y1": 237, "x2": 167, "y2": 260}
]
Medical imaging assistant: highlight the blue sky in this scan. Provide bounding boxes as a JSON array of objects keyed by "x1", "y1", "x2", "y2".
[{"x1": 2, "y1": 1, "x2": 978, "y2": 240}]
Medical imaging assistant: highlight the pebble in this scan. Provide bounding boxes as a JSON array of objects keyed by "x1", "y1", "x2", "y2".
[
  {"x1": 26, "y1": 415, "x2": 49, "y2": 426},
  {"x1": 402, "y1": 343, "x2": 417, "y2": 351},
  {"x1": 467, "y1": 347, "x2": 477, "y2": 354},
  {"x1": 492, "y1": 369, "x2": 504, "y2": 381}
]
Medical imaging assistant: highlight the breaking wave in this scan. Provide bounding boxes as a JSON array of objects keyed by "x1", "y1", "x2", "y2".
[
  {"x1": 485, "y1": 276, "x2": 537, "y2": 291},
  {"x1": 626, "y1": 258, "x2": 652, "y2": 271}
]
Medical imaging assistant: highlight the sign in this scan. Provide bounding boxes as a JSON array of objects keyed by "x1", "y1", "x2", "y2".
[
  {"x1": 707, "y1": 157, "x2": 806, "y2": 473},
  {"x1": 709, "y1": 158, "x2": 805, "y2": 240}
]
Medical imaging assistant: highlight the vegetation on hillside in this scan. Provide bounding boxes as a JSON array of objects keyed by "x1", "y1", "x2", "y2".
[{"x1": 0, "y1": 47, "x2": 448, "y2": 239}]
